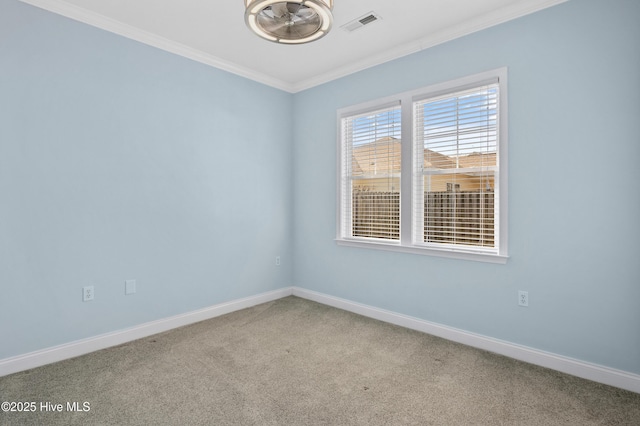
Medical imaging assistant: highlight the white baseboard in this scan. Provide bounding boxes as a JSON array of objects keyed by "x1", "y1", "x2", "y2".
[
  {"x1": 292, "y1": 287, "x2": 640, "y2": 394},
  {"x1": 3, "y1": 285, "x2": 639, "y2": 394},
  {"x1": 0, "y1": 287, "x2": 293, "y2": 377}
]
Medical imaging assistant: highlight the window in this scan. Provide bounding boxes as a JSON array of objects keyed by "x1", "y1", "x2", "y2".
[
  {"x1": 337, "y1": 68, "x2": 508, "y2": 263},
  {"x1": 340, "y1": 103, "x2": 401, "y2": 241}
]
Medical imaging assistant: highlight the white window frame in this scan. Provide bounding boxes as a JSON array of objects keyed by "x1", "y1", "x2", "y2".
[{"x1": 336, "y1": 68, "x2": 508, "y2": 264}]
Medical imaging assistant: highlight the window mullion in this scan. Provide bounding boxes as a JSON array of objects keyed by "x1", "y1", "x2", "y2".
[{"x1": 400, "y1": 95, "x2": 413, "y2": 246}]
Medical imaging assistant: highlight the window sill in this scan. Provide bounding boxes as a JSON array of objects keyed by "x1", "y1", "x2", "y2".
[{"x1": 335, "y1": 239, "x2": 508, "y2": 264}]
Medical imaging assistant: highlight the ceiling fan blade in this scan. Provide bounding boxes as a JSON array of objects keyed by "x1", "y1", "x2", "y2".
[
  {"x1": 270, "y1": 3, "x2": 290, "y2": 19},
  {"x1": 288, "y1": 20, "x2": 322, "y2": 37},
  {"x1": 291, "y1": 7, "x2": 315, "y2": 20},
  {"x1": 286, "y1": 2, "x2": 303, "y2": 14},
  {"x1": 249, "y1": 1, "x2": 331, "y2": 43}
]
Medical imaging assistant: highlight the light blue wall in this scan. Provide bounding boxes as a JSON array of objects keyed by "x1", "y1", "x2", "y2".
[
  {"x1": 292, "y1": 0, "x2": 640, "y2": 374},
  {"x1": 2, "y1": 0, "x2": 639, "y2": 378},
  {"x1": 0, "y1": 0, "x2": 293, "y2": 358}
]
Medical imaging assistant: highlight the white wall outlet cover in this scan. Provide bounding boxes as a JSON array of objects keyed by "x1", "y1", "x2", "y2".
[
  {"x1": 125, "y1": 279, "x2": 136, "y2": 295},
  {"x1": 83, "y1": 286, "x2": 94, "y2": 302},
  {"x1": 518, "y1": 290, "x2": 529, "y2": 307}
]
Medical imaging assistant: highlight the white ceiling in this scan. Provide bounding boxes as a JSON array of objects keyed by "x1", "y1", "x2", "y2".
[{"x1": 21, "y1": 0, "x2": 567, "y2": 92}]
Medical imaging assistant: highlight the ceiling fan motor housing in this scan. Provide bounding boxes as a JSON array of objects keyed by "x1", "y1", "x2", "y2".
[{"x1": 245, "y1": 0, "x2": 334, "y2": 44}]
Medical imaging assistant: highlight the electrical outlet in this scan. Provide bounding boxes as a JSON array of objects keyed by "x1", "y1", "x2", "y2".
[
  {"x1": 83, "y1": 286, "x2": 94, "y2": 302},
  {"x1": 275, "y1": 256, "x2": 281, "y2": 266},
  {"x1": 125, "y1": 279, "x2": 136, "y2": 295},
  {"x1": 518, "y1": 290, "x2": 529, "y2": 307}
]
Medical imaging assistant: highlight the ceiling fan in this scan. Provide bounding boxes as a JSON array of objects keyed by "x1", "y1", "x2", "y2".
[{"x1": 244, "y1": 1, "x2": 334, "y2": 44}]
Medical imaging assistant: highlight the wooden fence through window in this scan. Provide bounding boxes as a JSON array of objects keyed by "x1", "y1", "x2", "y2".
[
  {"x1": 352, "y1": 191, "x2": 400, "y2": 240},
  {"x1": 352, "y1": 190, "x2": 494, "y2": 246},
  {"x1": 425, "y1": 191, "x2": 494, "y2": 247}
]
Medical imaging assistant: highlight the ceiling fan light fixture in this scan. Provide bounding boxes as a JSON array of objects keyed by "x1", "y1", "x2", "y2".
[{"x1": 245, "y1": 0, "x2": 334, "y2": 44}]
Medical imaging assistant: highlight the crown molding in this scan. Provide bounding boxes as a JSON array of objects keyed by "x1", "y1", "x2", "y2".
[
  {"x1": 20, "y1": 0, "x2": 568, "y2": 94},
  {"x1": 290, "y1": 0, "x2": 569, "y2": 92},
  {"x1": 19, "y1": 0, "x2": 295, "y2": 92}
]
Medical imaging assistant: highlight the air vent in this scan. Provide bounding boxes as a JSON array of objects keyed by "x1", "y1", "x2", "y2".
[{"x1": 341, "y1": 11, "x2": 381, "y2": 33}]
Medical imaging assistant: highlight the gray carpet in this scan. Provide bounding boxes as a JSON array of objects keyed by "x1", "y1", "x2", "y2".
[{"x1": 1, "y1": 296, "x2": 639, "y2": 425}]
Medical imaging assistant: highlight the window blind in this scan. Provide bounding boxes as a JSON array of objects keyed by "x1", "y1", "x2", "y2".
[
  {"x1": 413, "y1": 83, "x2": 499, "y2": 251},
  {"x1": 341, "y1": 104, "x2": 401, "y2": 241}
]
